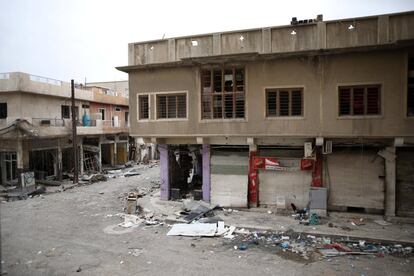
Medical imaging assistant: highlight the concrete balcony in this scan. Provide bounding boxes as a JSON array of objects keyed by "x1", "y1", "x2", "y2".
[{"x1": 0, "y1": 72, "x2": 128, "y2": 106}]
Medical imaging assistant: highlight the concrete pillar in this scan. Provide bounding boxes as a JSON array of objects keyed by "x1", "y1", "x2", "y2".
[
  {"x1": 248, "y1": 144, "x2": 258, "y2": 207},
  {"x1": 317, "y1": 21, "x2": 327, "y2": 49},
  {"x1": 213, "y1": 33, "x2": 221, "y2": 55},
  {"x1": 114, "y1": 142, "x2": 118, "y2": 165},
  {"x1": 16, "y1": 138, "x2": 29, "y2": 187},
  {"x1": 98, "y1": 137, "x2": 102, "y2": 172},
  {"x1": 159, "y1": 144, "x2": 169, "y2": 200},
  {"x1": 0, "y1": 153, "x2": 6, "y2": 185},
  {"x1": 261, "y1": 28, "x2": 271, "y2": 53},
  {"x1": 377, "y1": 15, "x2": 389, "y2": 44},
  {"x1": 128, "y1": 44, "x2": 135, "y2": 65},
  {"x1": 202, "y1": 144, "x2": 211, "y2": 202},
  {"x1": 79, "y1": 138, "x2": 84, "y2": 176},
  {"x1": 57, "y1": 140, "x2": 62, "y2": 181},
  {"x1": 379, "y1": 147, "x2": 397, "y2": 217},
  {"x1": 168, "y1": 39, "x2": 176, "y2": 62}
]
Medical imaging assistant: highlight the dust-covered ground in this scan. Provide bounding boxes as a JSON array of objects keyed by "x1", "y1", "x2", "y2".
[{"x1": 1, "y1": 165, "x2": 413, "y2": 276}]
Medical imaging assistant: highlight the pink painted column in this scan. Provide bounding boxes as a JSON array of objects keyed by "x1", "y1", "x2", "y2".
[
  {"x1": 202, "y1": 144, "x2": 210, "y2": 202},
  {"x1": 159, "y1": 144, "x2": 169, "y2": 200}
]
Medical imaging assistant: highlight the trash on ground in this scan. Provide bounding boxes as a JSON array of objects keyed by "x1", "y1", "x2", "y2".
[
  {"x1": 118, "y1": 214, "x2": 142, "y2": 228},
  {"x1": 374, "y1": 220, "x2": 392, "y2": 226},
  {"x1": 167, "y1": 223, "x2": 218, "y2": 237}
]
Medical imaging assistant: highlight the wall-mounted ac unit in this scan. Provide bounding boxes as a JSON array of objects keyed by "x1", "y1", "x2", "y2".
[
  {"x1": 323, "y1": 140, "x2": 332, "y2": 154},
  {"x1": 304, "y1": 142, "x2": 313, "y2": 158}
]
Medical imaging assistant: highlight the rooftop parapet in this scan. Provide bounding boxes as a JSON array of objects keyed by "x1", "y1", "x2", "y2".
[{"x1": 122, "y1": 11, "x2": 414, "y2": 69}]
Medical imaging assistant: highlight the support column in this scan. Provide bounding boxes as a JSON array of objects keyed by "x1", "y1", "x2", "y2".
[
  {"x1": 17, "y1": 138, "x2": 29, "y2": 187},
  {"x1": 159, "y1": 144, "x2": 169, "y2": 200},
  {"x1": 379, "y1": 147, "x2": 396, "y2": 217},
  {"x1": 79, "y1": 138, "x2": 84, "y2": 176},
  {"x1": 202, "y1": 144, "x2": 211, "y2": 202},
  {"x1": 98, "y1": 137, "x2": 103, "y2": 172},
  {"x1": 57, "y1": 139, "x2": 62, "y2": 181},
  {"x1": 0, "y1": 153, "x2": 6, "y2": 185},
  {"x1": 114, "y1": 142, "x2": 118, "y2": 165},
  {"x1": 248, "y1": 144, "x2": 258, "y2": 207}
]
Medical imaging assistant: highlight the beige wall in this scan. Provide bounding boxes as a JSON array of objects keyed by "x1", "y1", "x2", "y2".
[
  {"x1": 129, "y1": 49, "x2": 414, "y2": 142},
  {"x1": 126, "y1": 12, "x2": 414, "y2": 66}
]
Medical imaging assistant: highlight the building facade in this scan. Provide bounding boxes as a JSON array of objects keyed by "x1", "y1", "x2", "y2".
[
  {"x1": 0, "y1": 72, "x2": 130, "y2": 186},
  {"x1": 118, "y1": 12, "x2": 414, "y2": 218}
]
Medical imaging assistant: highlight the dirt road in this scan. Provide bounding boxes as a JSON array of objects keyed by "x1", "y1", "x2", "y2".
[{"x1": 1, "y1": 165, "x2": 413, "y2": 275}]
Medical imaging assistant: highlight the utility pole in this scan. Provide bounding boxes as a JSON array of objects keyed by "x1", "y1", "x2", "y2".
[{"x1": 71, "y1": 80, "x2": 78, "y2": 184}]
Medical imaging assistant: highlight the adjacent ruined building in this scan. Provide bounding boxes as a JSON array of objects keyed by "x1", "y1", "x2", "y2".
[
  {"x1": 119, "y1": 11, "x2": 414, "y2": 218},
  {"x1": 0, "y1": 72, "x2": 130, "y2": 187}
]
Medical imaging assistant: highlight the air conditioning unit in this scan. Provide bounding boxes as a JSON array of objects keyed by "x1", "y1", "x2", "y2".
[
  {"x1": 304, "y1": 142, "x2": 313, "y2": 158},
  {"x1": 323, "y1": 140, "x2": 332, "y2": 154}
]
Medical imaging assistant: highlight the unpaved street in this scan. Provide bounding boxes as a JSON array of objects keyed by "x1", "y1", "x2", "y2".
[{"x1": 1, "y1": 165, "x2": 413, "y2": 276}]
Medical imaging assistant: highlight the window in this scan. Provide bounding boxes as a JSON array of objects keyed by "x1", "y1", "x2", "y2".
[
  {"x1": 408, "y1": 57, "x2": 414, "y2": 116},
  {"x1": 125, "y1": 111, "x2": 129, "y2": 126},
  {"x1": 201, "y1": 67, "x2": 245, "y2": 119},
  {"x1": 98, "y1": 108, "x2": 105, "y2": 120},
  {"x1": 265, "y1": 88, "x2": 303, "y2": 117},
  {"x1": 338, "y1": 85, "x2": 381, "y2": 116},
  {"x1": 0, "y1": 103, "x2": 7, "y2": 119},
  {"x1": 156, "y1": 94, "x2": 186, "y2": 119},
  {"x1": 4, "y1": 152, "x2": 17, "y2": 182},
  {"x1": 138, "y1": 95, "x2": 149, "y2": 120},
  {"x1": 115, "y1": 106, "x2": 121, "y2": 111},
  {"x1": 61, "y1": 105, "x2": 70, "y2": 119}
]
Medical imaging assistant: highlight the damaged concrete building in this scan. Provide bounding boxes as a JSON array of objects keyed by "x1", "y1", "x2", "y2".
[
  {"x1": 118, "y1": 11, "x2": 414, "y2": 219},
  {"x1": 0, "y1": 72, "x2": 130, "y2": 187}
]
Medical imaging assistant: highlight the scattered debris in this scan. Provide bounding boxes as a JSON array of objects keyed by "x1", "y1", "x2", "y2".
[
  {"x1": 349, "y1": 218, "x2": 365, "y2": 226},
  {"x1": 374, "y1": 220, "x2": 392, "y2": 226},
  {"x1": 118, "y1": 214, "x2": 142, "y2": 228},
  {"x1": 167, "y1": 223, "x2": 218, "y2": 237}
]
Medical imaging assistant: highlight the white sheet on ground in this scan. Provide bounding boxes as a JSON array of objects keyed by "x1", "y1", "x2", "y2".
[{"x1": 167, "y1": 223, "x2": 217, "y2": 237}]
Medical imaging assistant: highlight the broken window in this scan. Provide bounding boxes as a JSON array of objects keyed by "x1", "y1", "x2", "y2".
[
  {"x1": 338, "y1": 85, "x2": 381, "y2": 116},
  {"x1": 4, "y1": 152, "x2": 17, "y2": 182},
  {"x1": 98, "y1": 108, "x2": 105, "y2": 120},
  {"x1": 61, "y1": 105, "x2": 70, "y2": 119},
  {"x1": 201, "y1": 67, "x2": 245, "y2": 119},
  {"x1": 0, "y1": 103, "x2": 7, "y2": 119},
  {"x1": 408, "y1": 57, "x2": 414, "y2": 116},
  {"x1": 265, "y1": 88, "x2": 303, "y2": 117},
  {"x1": 138, "y1": 95, "x2": 149, "y2": 120},
  {"x1": 156, "y1": 94, "x2": 187, "y2": 119}
]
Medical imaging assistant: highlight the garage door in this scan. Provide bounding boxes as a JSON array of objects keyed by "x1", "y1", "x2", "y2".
[
  {"x1": 396, "y1": 148, "x2": 414, "y2": 217},
  {"x1": 327, "y1": 148, "x2": 384, "y2": 210},
  {"x1": 211, "y1": 150, "x2": 248, "y2": 207},
  {"x1": 259, "y1": 158, "x2": 312, "y2": 209}
]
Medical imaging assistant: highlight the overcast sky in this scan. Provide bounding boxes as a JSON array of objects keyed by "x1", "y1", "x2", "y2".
[{"x1": 0, "y1": 0, "x2": 413, "y2": 83}]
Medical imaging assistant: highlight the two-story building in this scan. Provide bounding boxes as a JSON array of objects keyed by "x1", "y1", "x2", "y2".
[
  {"x1": 0, "y1": 72, "x2": 129, "y2": 186},
  {"x1": 118, "y1": 11, "x2": 414, "y2": 218}
]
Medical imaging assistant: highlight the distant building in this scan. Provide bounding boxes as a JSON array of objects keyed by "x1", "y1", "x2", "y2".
[
  {"x1": 119, "y1": 11, "x2": 414, "y2": 218},
  {"x1": 0, "y1": 72, "x2": 129, "y2": 186}
]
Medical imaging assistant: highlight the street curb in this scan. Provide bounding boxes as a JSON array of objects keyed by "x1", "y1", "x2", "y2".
[{"x1": 164, "y1": 218, "x2": 414, "y2": 246}]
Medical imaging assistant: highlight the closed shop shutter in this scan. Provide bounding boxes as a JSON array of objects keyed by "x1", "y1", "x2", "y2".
[
  {"x1": 326, "y1": 148, "x2": 384, "y2": 210},
  {"x1": 211, "y1": 149, "x2": 248, "y2": 207},
  {"x1": 258, "y1": 158, "x2": 312, "y2": 208},
  {"x1": 396, "y1": 148, "x2": 414, "y2": 217}
]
